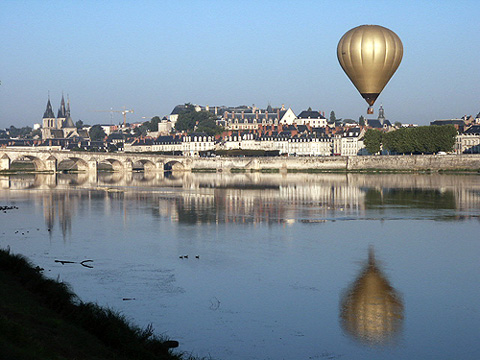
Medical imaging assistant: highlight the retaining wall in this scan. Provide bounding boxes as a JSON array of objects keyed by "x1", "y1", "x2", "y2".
[{"x1": 192, "y1": 154, "x2": 480, "y2": 172}]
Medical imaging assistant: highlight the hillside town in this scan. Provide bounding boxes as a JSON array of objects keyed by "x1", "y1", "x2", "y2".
[{"x1": 1, "y1": 95, "x2": 480, "y2": 156}]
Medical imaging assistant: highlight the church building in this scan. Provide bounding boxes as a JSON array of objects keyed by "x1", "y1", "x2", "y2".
[{"x1": 41, "y1": 94, "x2": 81, "y2": 139}]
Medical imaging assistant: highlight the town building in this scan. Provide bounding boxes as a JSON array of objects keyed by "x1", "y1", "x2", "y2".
[
  {"x1": 366, "y1": 105, "x2": 392, "y2": 129},
  {"x1": 41, "y1": 95, "x2": 88, "y2": 139},
  {"x1": 125, "y1": 134, "x2": 215, "y2": 157},
  {"x1": 295, "y1": 110, "x2": 328, "y2": 128},
  {"x1": 333, "y1": 127, "x2": 367, "y2": 156},
  {"x1": 455, "y1": 125, "x2": 480, "y2": 154},
  {"x1": 168, "y1": 104, "x2": 297, "y2": 131},
  {"x1": 430, "y1": 118, "x2": 467, "y2": 132}
]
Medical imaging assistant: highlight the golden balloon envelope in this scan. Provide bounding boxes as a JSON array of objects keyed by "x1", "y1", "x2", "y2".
[{"x1": 337, "y1": 25, "x2": 403, "y2": 107}]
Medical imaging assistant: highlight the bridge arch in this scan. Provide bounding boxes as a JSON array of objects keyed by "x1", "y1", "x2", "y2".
[
  {"x1": 10, "y1": 154, "x2": 54, "y2": 172},
  {"x1": 57, "y1": 157, "x2": 90, "y2": 172},
  {"x1": 98, "y1": 158, "x2": 125, "y2": 172},
  {"x1": 164, "y1": 160, "x2": 184, "y2": 171},
  {"x1": 132, "y1": 159, "x2": 156, "y2": 172}
]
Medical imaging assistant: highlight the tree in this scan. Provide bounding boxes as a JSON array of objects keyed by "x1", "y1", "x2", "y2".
[
  {"x1": 359, "y1": 115, "x2": 366, "y2": 126},
  {"x1": 175, "y1": 103, "x2": 222, "y2": 136},
  {"x1": 30, "y1": 129, "x2": 42, "y2": 139},
  {"x1": 330, "y1": 111, "x2": 336, "y2": 123},
  {"x1": 75, "y1": 120, "x2": 84, "y2": 129},
  {"x1": 7, "y1": 125, "x2": 33, "y2": 138},
  {"x1": 132, "y1": 125, "x2": 147, "y2": 137},
  {"x1": 363, "y1": 129, "x2": 382, "y2": 154},
  {"x1": 144, "y1": 116, "x2": 162, "y2": 132},
  {"x1": 394, "y1": 121, "x2": 402, "y2": 128},
  {"x1": 196, "y1": 118, "x2": 224, "y2": 136},
  {"x1": 89, "y1": 125, "x2": 106, "y2": 141},
  {"x1": 380, "y1": 125, "x2": 457, "y2": 154}
]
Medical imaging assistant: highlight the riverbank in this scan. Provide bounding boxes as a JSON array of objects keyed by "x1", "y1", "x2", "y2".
[
  {"x1": 189, "y1": 154, "x2": 480, "y2": 173},
  {"x1": 0, "y1": 248, "x2": 191, "y2": 360}
]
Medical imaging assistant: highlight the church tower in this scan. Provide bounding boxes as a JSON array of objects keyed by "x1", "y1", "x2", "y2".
[
  {"x1": 63, "y1": 95, "x2": 75, "y2": 129},
  {"x1": 378, "y1": 105, "x2": 385, "y2": 126},
  {"x1": 41, "y1": 96, "x2": 56, "y2": 139},
  {"x1": 56, "y1": 94, "x2": 67, "y2": 129}
]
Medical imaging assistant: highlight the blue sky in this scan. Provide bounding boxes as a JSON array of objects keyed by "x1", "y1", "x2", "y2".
[{"x1": 1, "y1": 0, "x2": 479, "y2": 128}]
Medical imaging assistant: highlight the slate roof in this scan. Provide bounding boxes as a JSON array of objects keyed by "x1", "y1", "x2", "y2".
[
  {"x1": 63, "y1": 116, "x2": 75, "y2": 128},
  {"x1": 464, "y1": 125, "x2": 480, "y2": 135},
  {"x1": 297, "y1": 110, "x2": 326, "y2": 119},
  {"x1": 367, "y1": 119, "x2": 392, "y2": 128},
  {"x1": 107, "y1": 132, "x2": 125, "y2": 140},
  {"x1": 296, "y1": 125, "x2": 309, "y2": 133},
  {"x1": 430, "y1": 119, "x2": 464, "y2": 126},
  {"x1": 156, "y1": 135, "x2": 181, "y2": 144},
  {"x1": 49, "y1": 129, "x2": 65, "y2": 138},
  {"x1": 43, "y1": 99, "x2": 55, "y2": 118}
]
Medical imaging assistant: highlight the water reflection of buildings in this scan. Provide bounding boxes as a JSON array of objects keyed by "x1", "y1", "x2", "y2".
[
  {"x1": 340, "y1": 248, "x2": 404, "y2": 345},
  {"x1": 2, "y1": 172, "x2": 480, "y2": 227},
  {"x1": 42, "y1": 192, "x2": 74, "y2": 239}
]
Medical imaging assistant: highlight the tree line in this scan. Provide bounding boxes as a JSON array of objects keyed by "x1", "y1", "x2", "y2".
[{"x1": 363, "y1": 125, "x2": 457, "y2": 154}]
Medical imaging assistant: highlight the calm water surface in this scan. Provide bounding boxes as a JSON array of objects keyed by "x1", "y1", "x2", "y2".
[{"x1": 1, "y1": 172, "x2": 479, "y2": 360}]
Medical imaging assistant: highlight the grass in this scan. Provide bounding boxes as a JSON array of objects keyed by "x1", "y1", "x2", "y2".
[{"x1": 0, "y1": 248, "x2": 198, "y2": 360}]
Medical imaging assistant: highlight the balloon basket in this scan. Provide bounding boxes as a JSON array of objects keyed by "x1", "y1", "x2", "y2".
[{"x1": 367, "y1": 107, "x2": 374, "y2": 114}]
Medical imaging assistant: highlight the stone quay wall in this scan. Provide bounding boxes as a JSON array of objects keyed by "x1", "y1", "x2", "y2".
[
  {"x1": 346, "y1": 154, "x2": 480, "y2": 171},
  {"x1": 191, "y1": 156, "x2": 348, "y2": 171},
  {"x1": 192, "y1": 154, "x2": 480, "y2": 172}
]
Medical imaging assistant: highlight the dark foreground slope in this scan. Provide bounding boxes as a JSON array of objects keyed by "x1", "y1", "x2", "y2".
[{"x1": 0, "y1": 248, "x2": 185, "y2": 360}]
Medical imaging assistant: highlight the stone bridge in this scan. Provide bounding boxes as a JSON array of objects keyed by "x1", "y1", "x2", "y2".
[
  {"x1": 0, "y1": 148, "x2": 347, "y2": 173},
  {"x1": 1, "y1": 148, "x2": 480, "y2": 173},
  {"x1": 0, "y1": 148, "x2": 193, "y2": 173}
]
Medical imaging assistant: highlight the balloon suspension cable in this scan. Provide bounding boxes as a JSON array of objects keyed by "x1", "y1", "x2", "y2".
[{"x1": 367, "y1": 106, "x2": 374, "y2": 114}]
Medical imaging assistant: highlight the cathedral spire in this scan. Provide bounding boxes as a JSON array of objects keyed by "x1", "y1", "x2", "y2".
[
  {"x1": 66, "y1": 94, "x2": 71, "y2": 118},
  {"x1": 43, "y1": 96, "x2": 55, "y2": 119},
  {"x1": 57, "y1": 93, "x2": 66, "y2": 118}
]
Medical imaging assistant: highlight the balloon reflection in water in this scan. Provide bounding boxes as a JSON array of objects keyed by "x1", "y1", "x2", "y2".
[{"x1": 340, "y1": 247, "x2": 404, "y2": 345}]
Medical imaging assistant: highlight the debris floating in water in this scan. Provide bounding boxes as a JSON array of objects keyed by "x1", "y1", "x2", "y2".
[{"x1": 55, "y1": 259, "x2": 94, "y2": 268}]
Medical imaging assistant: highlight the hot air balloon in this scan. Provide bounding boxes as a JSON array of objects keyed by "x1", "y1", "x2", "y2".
[{"x1": 337, "y1": 25, "x2": 403, "y2": 114}]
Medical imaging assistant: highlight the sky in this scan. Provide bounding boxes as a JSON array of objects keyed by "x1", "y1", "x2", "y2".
[{"x1": 1, "y1": 0, "x2": 479, "y2": 129}]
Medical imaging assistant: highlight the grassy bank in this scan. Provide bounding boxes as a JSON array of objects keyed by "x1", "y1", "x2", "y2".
[{"x1": 0, "y1": 248, "x2": 193, "y2": 360}]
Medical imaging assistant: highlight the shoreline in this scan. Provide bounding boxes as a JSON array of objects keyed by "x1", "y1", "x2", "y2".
[{"x1": 0, "y1": 248, "x2": 189, "y2": 360}]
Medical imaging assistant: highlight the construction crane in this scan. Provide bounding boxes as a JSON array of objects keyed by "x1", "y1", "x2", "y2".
[{"x1": 95, "y1": 107, "x2": 134, "y2": 127}]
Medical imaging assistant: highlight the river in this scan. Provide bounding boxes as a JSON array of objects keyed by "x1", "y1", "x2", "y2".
[{"x1": 1, "y1": 171, "x2": 479, "y2": 360}]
